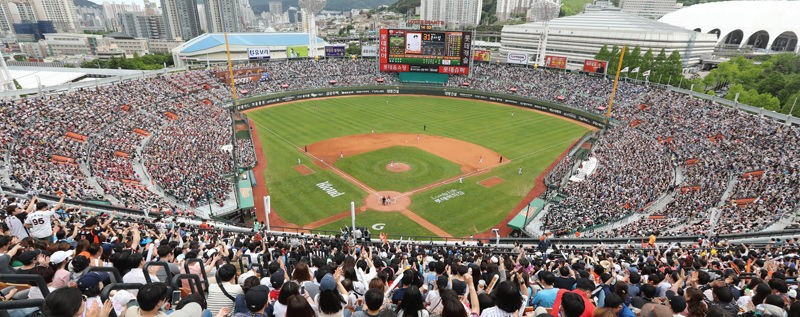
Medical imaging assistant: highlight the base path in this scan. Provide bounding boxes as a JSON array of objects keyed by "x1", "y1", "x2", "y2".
[
  {"x1": 249, "y1": 119, "x2": 298, "y2": 228},
  {"x1": 473, "y1": 139, "x2": 580, "y2": 239},
  {"x1": 400, "y1": 209, "x2": 453, "y2": 238},
  {"x1": 304, "y1": 133, "x2": 508, "y2": 173}
]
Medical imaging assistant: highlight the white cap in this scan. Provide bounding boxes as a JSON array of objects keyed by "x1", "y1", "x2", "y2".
[
  {"x1": 50, "y1": 250, "x2": 74, "y2": 265},
  {"x1": 789, "y1": 290, "x2": 797, "y2": 299}
]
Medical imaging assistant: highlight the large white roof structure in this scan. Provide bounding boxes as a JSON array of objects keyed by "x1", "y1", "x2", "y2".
[
  {"x1": 500, "y1": 9, "x2": 717, "y2": 69},
  {"x1": 659, "y1": 1, "x2": 800, "y2": 52}
]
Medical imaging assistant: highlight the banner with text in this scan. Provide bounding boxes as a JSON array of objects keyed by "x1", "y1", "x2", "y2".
[
  {"x1": 324, "y1": 45, "x2": 346, "y2": 57},
  {"x1": 544, "y1": 55, "x2": 567, "y2": 69},
  {"x1": 473, "y1": 49, "x2": 491, "y2": 61},
  {"x1": 583, "y1": 59, "x2": 607, "y2": 74},
  {"x1": 247, "y1": 48, "x2": 270, "y2": 60},
  {"x1": 361, "y1": 45, "x2": 378, "y2": 57},
  {"x1": 506, "y1": 51, "x2": 529, "y2": 65}
]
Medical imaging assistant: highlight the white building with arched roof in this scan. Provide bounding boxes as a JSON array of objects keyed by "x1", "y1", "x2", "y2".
[{"x1": 658, "y1": 1, "x2": 800, "y2": 53}]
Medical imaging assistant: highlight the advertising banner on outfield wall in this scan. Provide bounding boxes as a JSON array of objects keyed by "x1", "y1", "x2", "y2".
[
  {"x1": 237, "y1": 87, "x2": 607, "y2": 128},
  {"x1": 324, "y1": 45, "x2": 346, "y2": 57},
  {"x1": 361, "y1": 45, "x2": 378, "y2": 57},
  {"x1": 583, "y1": 59, "x2": 607, "y2": 74},
  {"x1": 247, "y1": 48, "x2": 270, "y2": 60},
  {"x1": 473, "y1": 49, "x2": 491, "y2": 61},
  {"x1": 506, "y1": 51, "x2": 529, "y2": 65},
  {"x1": 544, "y1": 55, "x2": 567, "y2": 69}
]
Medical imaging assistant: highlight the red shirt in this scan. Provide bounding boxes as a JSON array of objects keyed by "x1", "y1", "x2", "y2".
[{"x1": 550, "y1": 289, "x2": 595, "y2": 317}]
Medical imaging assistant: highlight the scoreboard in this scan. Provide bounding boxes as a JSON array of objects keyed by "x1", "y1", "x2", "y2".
[{"x1": 379, "y1": 29, "x2": 473, "y2": 74}]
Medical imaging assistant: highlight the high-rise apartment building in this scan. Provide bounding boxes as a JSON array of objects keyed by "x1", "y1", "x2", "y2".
[
  {"x1": 420, "y1": 0, "x2": 483, "y2": 28},
  {"x1": 496, "y1": 0, "x2": 532, "y2": 21},
  {"x1": 268, "y1": 1, "x2": 281, "y2": 14},
  {"x1": 619, "y1": 0, "x2": 678, "y2": 19},
  {"x1": 161, "y1": 0, "x2": 200, "y2": 40},
  {"x1": 31, "y1": 0, "x2": 77, "y2": 32},
  {"x1": 121, "y1": 12, "x2": 165, "y2": 39},
  {"x1": 204, "y1": 0, "x2": 239, "y2": 32},
  {"x1": 0, "y1": 2, "x2": 14, "y2": 34}
]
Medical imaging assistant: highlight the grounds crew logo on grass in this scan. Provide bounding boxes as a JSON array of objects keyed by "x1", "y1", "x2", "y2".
[
  {"x1": 432, "y1": 189, "x2": 464, "y2": 203},
  {"x1": 316, "y1": 181, "x2": 346, "y2": 197}
]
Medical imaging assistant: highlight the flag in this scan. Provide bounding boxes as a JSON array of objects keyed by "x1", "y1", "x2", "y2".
[
  {"x1": 620, "y1": 67, "x2": 629, "y2": 73},
  {"x1": 642, "y1": 70, "x2": 651, "y2": 77},
  {"x1": 631, "y1": 67, "x2": 640, "y2": 73}
]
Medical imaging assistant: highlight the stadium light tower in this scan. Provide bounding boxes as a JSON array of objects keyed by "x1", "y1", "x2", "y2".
[
  {"x1": 300, "y1": 0, "x2": 326, "y2": 55},
  {"x1": 535, "y1": 0, "x2": 562, "y2": 67}
]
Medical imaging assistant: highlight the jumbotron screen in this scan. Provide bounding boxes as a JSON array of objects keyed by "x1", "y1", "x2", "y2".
[{"x1": 379, "y1": 29, "x2": 473, "y2": 74}]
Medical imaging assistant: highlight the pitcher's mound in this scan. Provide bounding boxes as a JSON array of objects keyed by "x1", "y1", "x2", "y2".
[{"x1": 386, "y1": 162, "x2": 411, "y2": 173}]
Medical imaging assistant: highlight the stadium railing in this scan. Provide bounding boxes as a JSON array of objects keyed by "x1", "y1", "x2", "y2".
[
  {"x1": 0, "y1": 274, "x2": 49, "y2": 312},
  {"x1": 497, "y1": 228, "x2": 800, "y2": 245}
]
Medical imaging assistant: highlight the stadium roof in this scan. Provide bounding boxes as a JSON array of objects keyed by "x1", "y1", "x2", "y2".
[
  {"x1": 180, "y1": 33, "x2": 326, "y2": 54},
  {"x1": 659, "y1": 1, "x2": 800, "y2": 51},
  {"x1": 505, "y1": 9, "x2": 693, "y2": 34}
]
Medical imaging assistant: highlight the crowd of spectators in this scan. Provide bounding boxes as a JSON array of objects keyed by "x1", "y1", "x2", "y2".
[
  {"x1": 236, "y1": 138, "x2": 257, "y2": 169},
  {"x1": 1, "y1": 58, "x2": 799, "y2": 238},
  {"x1": 444, "y1": 62, "x2": 798, "y2": 238},
  {"x1": 4, "y1": 194, "x2": 800, "y2": 317}
]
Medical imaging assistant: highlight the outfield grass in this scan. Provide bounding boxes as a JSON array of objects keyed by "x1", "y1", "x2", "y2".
[
  {"x1": 248, "y1": 96, "x2": 590, "y2": 234},
  {"x1": 334, "y1": 146, "x2": 462, "y2": 192},
  {"x1": 315, "y1": 210, "x2": 435, "y2": 238}
]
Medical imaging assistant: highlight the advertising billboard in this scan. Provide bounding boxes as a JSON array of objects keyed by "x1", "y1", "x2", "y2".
[
  {"x1": 287, "y1": 46, "x2": 309, "y2": 58},
  {"x1": 544, "y1": 55, "x2": 567, "y2": 69},
  {"x1": 506, "y1": 51, "x2": 529, "y2": 65},
  {"x1": 583, "y1": 59, "x2": 607, "y2": 74},
  {"x1": 473, "y1": 49, "x2": 491, "y2": 61},
  {"x1": 324, "y1": 45, "x2": 346, "y2": 57},
  {"x1": 379, "y1": 28, "x2": 472, "y2": 73},
  {"x1": 361, "y1": 45, "x2": 378, "y2": 57},
  {"x1": 247, "y1": 48, "x2": 270, "y2": 60}
]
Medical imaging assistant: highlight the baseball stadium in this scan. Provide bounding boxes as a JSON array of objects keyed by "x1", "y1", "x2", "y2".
[{"x1": 1, "y1": 29, "x2": 800, "y2": 317}]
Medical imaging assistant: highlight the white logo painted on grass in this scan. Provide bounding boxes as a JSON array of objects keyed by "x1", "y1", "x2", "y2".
[
  {"x1": 372, "y1": 223, "x2": 386, "y2": 230},
  {"x1": 432, "y1": 189, "x2": 464, "y2": 204},
  {"x1": 316, "y1": 181, "x2": 346, "y2": 197}
]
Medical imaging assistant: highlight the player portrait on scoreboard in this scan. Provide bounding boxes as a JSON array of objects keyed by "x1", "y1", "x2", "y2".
[{"x1": 405, "y1": 33, "x2": 423, "y2": 54}]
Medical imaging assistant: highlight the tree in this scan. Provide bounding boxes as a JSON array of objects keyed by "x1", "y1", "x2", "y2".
[
  {"x1": 664, "y1": 50, "x2": 683, "y2": 85},
  {"x1": 652, "y1": 48, "x2": 667, "y2": 83},
  {"x1": 346, "y1": 42, "x2": 361, "y2": 56},
  {"x1": 640, "y1": 48, "x2": 654, "y2": 80},
  {"x1": 625, "y1": 46, "x2": 642, "y2": 78},
  {"x1": 607, "y1": 45, "x2": 621, "y2": 75},
  {"x1": 595, "y1": 45, "x2": 611, "y2": 61}
]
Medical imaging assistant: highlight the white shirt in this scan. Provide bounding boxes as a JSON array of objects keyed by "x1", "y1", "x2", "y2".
[
  {"x1": 25, "y1": 209, "x2": 55, "y2": 239},
  {"x1": 123, "y1": 268, "x2": 159, "y2": 295},
  {"x1": 6, "y1": 215, "x2": 28, "y2": 239}
]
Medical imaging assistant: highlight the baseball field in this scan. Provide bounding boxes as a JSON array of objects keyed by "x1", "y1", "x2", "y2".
[{"x1": 245, "y1": 95, "x2": 592, "y2": 238}]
